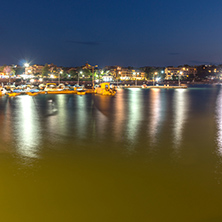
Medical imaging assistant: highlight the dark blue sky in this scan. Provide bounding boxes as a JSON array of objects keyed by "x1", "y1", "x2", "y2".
[{"x1": 1, "y1": 0, "x2": 222, "y2": 67}]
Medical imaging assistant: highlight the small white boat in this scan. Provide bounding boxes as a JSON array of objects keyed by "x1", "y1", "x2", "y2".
[{"x1": 44, "y1": 83, "x2": 65, "y2": 92}]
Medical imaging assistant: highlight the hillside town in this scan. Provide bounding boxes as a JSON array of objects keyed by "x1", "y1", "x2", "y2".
[{"x1": 0, "y1": 62, "x2": 222, "y2": 83}]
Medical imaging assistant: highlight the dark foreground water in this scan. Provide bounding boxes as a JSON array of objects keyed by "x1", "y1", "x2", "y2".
[{"x1": 1, "y1": 86, "x2": 222, "y2": 221}]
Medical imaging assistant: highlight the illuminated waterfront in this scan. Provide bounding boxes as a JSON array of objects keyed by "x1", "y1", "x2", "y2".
[{"x1": 0, "y1": 86, "x2": 222, "y2": 221}]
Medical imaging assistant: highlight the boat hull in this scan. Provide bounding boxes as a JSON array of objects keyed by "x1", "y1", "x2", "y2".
[
  {"x1": 8, "y1": 93, "x2": 21, "y2": 97},
  {"x1": 26, "y1": 92, "x2": 39, "y2": 96}
]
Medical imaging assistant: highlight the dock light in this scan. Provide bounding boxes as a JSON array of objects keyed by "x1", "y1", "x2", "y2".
[
  {"x1": 30, "y1": 79, "x2": 34, "y2": 83},
  {"x1": 39, "y1": 78, "x2": 43, "y2": 82},
  {"x1": 50, "y1": 74, "x2": 54, "y2": 78}
]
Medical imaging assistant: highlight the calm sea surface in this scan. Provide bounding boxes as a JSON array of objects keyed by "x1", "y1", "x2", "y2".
[{"x1": 1, "y1": 86, "x2": 222, "y2": 221}]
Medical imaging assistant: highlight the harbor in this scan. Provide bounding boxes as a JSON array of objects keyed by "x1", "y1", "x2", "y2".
[
  {"x1": 0, "y1": 82, "x2": 117, "y2": 97},
  {"x1": 0, "y1": 80, "x2": 191, "y2": 98}
]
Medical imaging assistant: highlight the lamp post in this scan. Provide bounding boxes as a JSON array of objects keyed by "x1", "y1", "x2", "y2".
[
  {"x1": 179, "y1": 71, "x2": 183, "y2": 86},
  {"x1": 133, "y1": 72, "x2": 136, "y2": 85},
  {"x1": 136, "y1": 72, "x2": 139, "y2": 86},
  {"x1": 59, "y1": 71, "x2": 62, "y2": 84},
  {"x1": 153, "y1": 72, "x2": 158, "y2": 86},
  {"x1": 23, "y1": 62, "x2": 30, "y2": 85},
  {"x1": 78, "y1": 71, "x2": 82, "y2": 86},
  {"x1": 117, "y1": 67, "x2": 121, "y2": 87},
  {"x1": 92, "y1": 67, "x2": 94, "y2": 87}
]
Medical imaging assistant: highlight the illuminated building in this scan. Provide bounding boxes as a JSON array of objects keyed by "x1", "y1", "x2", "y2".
[{"x1": 165, "y1": 66, "x2": 197, "y2": 79}]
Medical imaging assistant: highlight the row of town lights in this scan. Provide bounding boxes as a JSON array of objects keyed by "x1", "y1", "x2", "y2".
[{"x1": 23, "y1": 63, "x2": 170, "y2": 85}]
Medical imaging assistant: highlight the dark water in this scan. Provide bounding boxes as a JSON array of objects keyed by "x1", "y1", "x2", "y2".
[{"x1": 1, "y1": 86, "x2": 222, "y2": 221}]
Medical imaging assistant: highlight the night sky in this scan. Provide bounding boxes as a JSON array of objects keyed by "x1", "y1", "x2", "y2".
[{"x1": 1, "y1": 0, "x2": 222, "y2": 67}]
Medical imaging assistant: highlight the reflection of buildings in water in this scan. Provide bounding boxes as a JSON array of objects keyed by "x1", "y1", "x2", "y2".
[
  {"x1": 216, "y1": 87, "x2": 222, "y2": 155},
  {"x1": 127, "y1": 89, "x2": 142, "y2": 146},
  {"x1": 94, "y1": 95, "x2": 111, "y2": 138},
  {"x1": 149, "y1": 88, "x2": 161, "y2": 144},
  {"x1": 173, "y1": 89, "x2": 188, "y2": 149},
  {"x1": 15, "y1": 96, "x2": 41, "y2": 159}
]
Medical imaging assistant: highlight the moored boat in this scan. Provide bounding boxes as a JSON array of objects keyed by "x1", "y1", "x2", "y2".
[
  {"x1": 44, "y1": 83, "x2": 65, "y2": 92},
  {"x1": 7, "y1": 92, "x2": 21, "y2": 97},
  {"x1": 95, "y1": 82, "x2": 116, "y2": 96},
  {"x1": 77, "y1": 90, "x2": 86, "y2": 95},
  {"x1": 26, "y1": 89, "x2": 40, "y2": 96}
]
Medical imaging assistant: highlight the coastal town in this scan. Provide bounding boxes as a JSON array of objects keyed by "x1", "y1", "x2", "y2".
[{"x1": 0, "y1": 62, "x2": 222, "y2": 84}]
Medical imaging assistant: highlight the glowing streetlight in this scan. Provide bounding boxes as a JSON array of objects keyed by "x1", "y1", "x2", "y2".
[
  {"x1": 78, "y1": 71, "x2": 82, "y2": 86},
  {"x1": 24, "y1": 63, "x2": 29, "y2": 68},
  {"x1": 179, "y1": 71, "x2": 183, "y2": 86},
  {"x1": 153, "y1": 72, "x2": 158, "y2": 86},
  {"x1": 59, "y1": 70, "x2": 62, "y2": 84}
]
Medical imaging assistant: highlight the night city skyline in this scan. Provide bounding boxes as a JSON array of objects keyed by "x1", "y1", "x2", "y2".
[{"x1": 1, "y1": 0, "x2": 222, "y2": 67}]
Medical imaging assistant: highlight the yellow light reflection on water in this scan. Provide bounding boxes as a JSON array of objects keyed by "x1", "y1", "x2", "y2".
[
  {"x1": 149, "y1": 88, "x2": 161, "y2": 144},
  {"x1": 15, "y1": 96, "x2": 41, "y2": 159},
  {"x1": 57, "y1": 95, "x2": 68, "y2": 136},
  {"x1": 127, "y1": 89, "x2": 142, "y2": 149},
  {"x1": 173, "y1": 89, "x2": 188, "y2": 150}
]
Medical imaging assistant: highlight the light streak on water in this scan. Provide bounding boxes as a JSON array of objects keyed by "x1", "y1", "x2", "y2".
[
  {"x1": 127, "y1": 88, "x2": 142, "y2": 148},
  {"x1": 57, "y1": 95, "x2": 68, "y2": 136},
  {"x1": 173, "y1": 89, "x2": 188, "y2": 149},
  {"x1": 149, "y1": 88, "x2": 161, "y2": 144},
  {"x1": 76, "y1": 95, "x2": 87, "y2": 139},
  {"x1": 113, "y1": 89, "x2": 125, "y2": 141},
  {"x1": 15, "y1": 96, "x2": 41, "y2": 159}
]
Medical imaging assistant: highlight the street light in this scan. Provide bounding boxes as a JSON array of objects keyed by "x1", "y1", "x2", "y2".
[
  {"x1": 179, "y1": 71, "x2": 183, "y2": 86},
  {"x1": 153, "y1": 72, "x2": 158, "y2": 86},
  {"x1": 58, "y1": 71, "x2": 62, "y2": 84},
  {"x1": 136, "y1": 72, "x2": 139, "y2": 86},
  {"x1": 79, "y1": 71, "x2": 82, "y2": 86}
]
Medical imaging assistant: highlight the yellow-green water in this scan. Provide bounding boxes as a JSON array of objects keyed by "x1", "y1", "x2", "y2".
[{"x1": 0, "y1": 86, "x2": 222, "y2": 221}]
